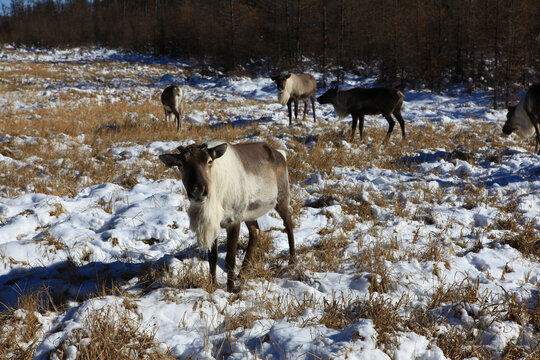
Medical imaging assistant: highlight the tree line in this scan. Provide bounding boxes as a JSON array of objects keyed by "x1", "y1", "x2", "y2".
[{"x1": 1, "y1": 0, "x2": 539, "y2": 105}]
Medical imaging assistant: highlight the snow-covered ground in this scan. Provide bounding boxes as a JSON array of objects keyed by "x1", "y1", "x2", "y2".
[{"x1": 0, "y1": 45, "x2": 538, "y2": 359}]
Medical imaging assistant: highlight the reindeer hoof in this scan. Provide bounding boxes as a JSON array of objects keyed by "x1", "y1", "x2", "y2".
[
  {"x1": 227, "y1": 284, "x2": 241, "y2": 293},
  {"x1": 289, "y1": 255, "x2": 297, "y2": 265},
  {"x1": 238, "y1": 268, "x2": 251, "y2": 282}
]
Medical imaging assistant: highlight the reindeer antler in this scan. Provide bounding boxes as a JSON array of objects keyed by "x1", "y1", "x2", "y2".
[{"x1": 176, "y1": 143, "x2": 208, "y2": 156}]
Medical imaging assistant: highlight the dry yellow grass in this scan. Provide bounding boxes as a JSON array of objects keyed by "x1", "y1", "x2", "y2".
[
  {"x1": 0, "y1": 288, "x2": 47, "y2": 360},
  {"x1": 53, "y1": 305, "x2": 175, "y2": 360},
  {"x1": 0, "y1": 58, "x2": 517, "y2": 200}
]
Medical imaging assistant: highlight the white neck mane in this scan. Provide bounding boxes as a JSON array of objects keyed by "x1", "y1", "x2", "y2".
[
  {"x1": 188, "y1": 193, "x2": 223, "y2": 251},
  {"x1": 278, "y1": 77, "x2": 294, "y2": 106},
  {"x1": 187, "y1": 142, "x2": 233, "y2": 251}
]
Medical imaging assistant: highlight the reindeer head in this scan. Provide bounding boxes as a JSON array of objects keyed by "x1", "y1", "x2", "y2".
[
  {"x1": 271, "y1": 74, "x2": 293, "y2": 106},
  {"x1": 502, "y1": 106, "x2": 517, "y2": 135},
  {"x1": 317, "y1": 86, "x2": 339, "y2": 105},
  {"x1": 159, "y1": 143, "x2": 228, "y2": 202},
  {"x1": 270, "y1": 74, "x2": 291, "y2": 92}
]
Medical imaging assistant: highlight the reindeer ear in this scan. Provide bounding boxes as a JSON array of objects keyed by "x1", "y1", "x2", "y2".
[
  {"x1": 285, "y1": 74, "x2": 291, "y2": 79},
  {"x1": 270, "y1": 75, "x2": 278, "y2": 81},
  {"x1": 159, "y1": 153, "x2": 183, "y2": 167},
  {"x1": 208, "y1": 143, "x2": 228, "y2": 160}
]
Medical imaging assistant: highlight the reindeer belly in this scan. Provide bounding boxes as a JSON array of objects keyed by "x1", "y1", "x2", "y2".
[
  {"x1": 244, "y1": 199, "x2": 277, "y2": 220},
  {"x1": 354, "y1": 104, "x2": 383, "y2": 115},
  {"x1": 219, "y1": 198, "x2": 276, "y2": 227}
]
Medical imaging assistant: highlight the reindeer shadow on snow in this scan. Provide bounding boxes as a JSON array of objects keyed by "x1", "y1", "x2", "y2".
[
  {"x1": 0, "y1": 246, "x2": 209, "y2": 312},
  {"x1": 209, "y1": 115, "x2": 274, "y2": 129},
  {"x1": 398, "y1": 147, "x2": 540, "y2": 187}
]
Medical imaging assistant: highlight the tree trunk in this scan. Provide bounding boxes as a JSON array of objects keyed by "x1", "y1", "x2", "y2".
[
  {"x1": 338, "y1": 0, "x2": 344, "y2": 83},
  {"x1": 493, "y1": 0, "x2": 500, "y2": 109},
  {"x1": 296, "y1": 0, "x2": 301, "y2": 64},
  {"x1": 321, "y1": 0, "x2": 327, "y2": 87},
  {"x1": 230, "y1": 0, "x2": 236, "y2": 69}
]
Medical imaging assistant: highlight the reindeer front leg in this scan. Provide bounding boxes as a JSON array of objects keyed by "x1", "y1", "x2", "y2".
[
  {"x1": 287, "y1": 100, "x2": 293, "y2": 126},
  {"x1": 225, "y1": 223, "x2": 241, "y2": 292},
  {"x1": 293, "y1": 99, "x2": 299, "y2": 122},
  {"x1": 208, "y1": 239, "x2": 218, "y2": 289},
  {"x1": 358, "y1": 114, "x2": 365, "y2": 140},
  {"x1": 531, "y1": 119, "x2": 540, "y2": 154},
  {"x1": 350, "y1": 114, "x2": 359, "y2": 141}
]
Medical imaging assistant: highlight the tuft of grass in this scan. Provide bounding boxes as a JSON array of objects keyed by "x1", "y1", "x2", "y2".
[
  {"x1": 298, "y1": 232, "x2": 349, "y2": 273},
  {"x1": 318, "y1": 291, "x2": 362, "y2": 330},
  {"x1": 221, "y1": 308, "x2": 263, "y2": 332},
  {"x1": 427, "y1": 276, "x2": 480, "y2": 311},
  {"x1": 138, "y1": 259, "x2": 213, "y2": 294},
  {"x1": 501, "y1": 341, "x2": 532, "y2": 360},
  {"x1": 48, "y1": 202, "x2": 66, "y2": 217},
  {"x1": 501, "y1": 220, "x2": 540, "y2": 259},
  {"x1": 53, "y1": 305, "x2": 175, "y2": 360},
  {"x1": 318, "y1": 292, "x2": 407, "y2": 352},
  {"x1": 353, "y1": 240, "x2": 397, "y2": 294},
  {"x1": 34, "y1": 231, "x2": 67, "y2": 251},
  {"x1": 436, "y1": 325, "x2": 491, "y2": 360},
  {"x1": 0, "y1": 287, "x2": 57, "y2": 359}
]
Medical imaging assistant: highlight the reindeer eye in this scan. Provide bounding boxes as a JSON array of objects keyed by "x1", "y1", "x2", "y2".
[{"x1": 207, "y1": 159, "x2": 213, "y2": 165}]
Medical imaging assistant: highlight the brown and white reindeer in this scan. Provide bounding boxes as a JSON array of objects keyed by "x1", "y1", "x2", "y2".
[
  {"x1": 161, "y1": 85, "x2": 185, "y2": 131},
  {"x1": 317, "y1": 86, "x2": 406, "y2": 144},
  {"x1": 271, "y1": 73, "x2": 317, "y2": 125},
  {"x1": 158, "y1": 141, "x2": 296, "y2": 292},
  {"x1": 502, "y1": 83, "x2": 540, "y2": 154}
]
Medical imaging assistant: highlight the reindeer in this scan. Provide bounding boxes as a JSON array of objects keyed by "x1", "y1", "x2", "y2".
[
  {"x1": 161, "y1": 85, "x2": 185, "y2": 131},
  {"x1": 159, "y1": 141, "x2": 296, "y2": 292},
  {"x1": 317, "y1": 86, "x2": 406, "y2": 144},
  {"x1": 271, "y1": 73, "x2": 317, "y2": 125},
  {"x1": 502, "y1": 83, "x2": 540, "y2": 154}
]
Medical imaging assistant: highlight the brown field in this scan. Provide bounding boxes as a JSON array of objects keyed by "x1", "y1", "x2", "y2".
[{"x1": 0, "y1": 54, "x2": 538, "y2": 359}]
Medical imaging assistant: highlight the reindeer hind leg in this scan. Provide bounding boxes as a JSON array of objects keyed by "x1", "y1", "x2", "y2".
[
  {"x1": 382, "y1": 113, "x2": 396, "y2": 145},
  {"x1": 311, "y1": 96, "x2": 316, "y2": 122},
  {"x1": 173, "y1": 110, "x2": 181, "y2": 131},
  {"x1": 275, "y1": 199, "x2": 296, "y2": 263},
  {"x1": 240, "y1": 220, "x2": 260, "y2": 278},
  {"x1": 302, "y1": 100, "x2": 308, "y2": 121},
  {"x1": 393, "y1": 107, "x2": 406, "y2": 140}
]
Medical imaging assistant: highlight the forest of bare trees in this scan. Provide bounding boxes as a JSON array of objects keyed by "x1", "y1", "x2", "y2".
[{"x1": 1, "y1": 0, "x2": 539, "y2": 105}]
